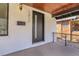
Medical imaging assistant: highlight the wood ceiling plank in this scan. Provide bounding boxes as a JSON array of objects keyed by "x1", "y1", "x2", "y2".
[
  {"x1": 54, "y1": 4, "x2": 79, "y2": 16},
  {"x1": 24, "y1": 3, "x2": 79, "y2": 16}
]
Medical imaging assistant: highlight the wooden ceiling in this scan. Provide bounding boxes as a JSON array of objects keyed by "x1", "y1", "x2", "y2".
[{"x1": 25, "y1": 3, "x2": 79, "y2": 16}]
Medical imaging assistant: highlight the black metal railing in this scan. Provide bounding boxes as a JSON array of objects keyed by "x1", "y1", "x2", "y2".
[{"x1": 53, "y1": 32, "x2": 79, "y2": 47}]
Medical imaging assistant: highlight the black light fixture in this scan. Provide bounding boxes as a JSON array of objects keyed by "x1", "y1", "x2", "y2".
[{"x1": 19, "y1": 3, "x2": 23, "y2": 11}]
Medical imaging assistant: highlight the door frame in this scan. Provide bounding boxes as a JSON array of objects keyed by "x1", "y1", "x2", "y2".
[{"x1": 32, "y1": 10, "x2": 45, "y2": 44}]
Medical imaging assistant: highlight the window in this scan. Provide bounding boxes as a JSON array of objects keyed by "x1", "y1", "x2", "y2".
[
  {"x1": 72, "y1": 21, "x2": 79, "y2": 31},
  {"x1": 0, "y1": 3, "x2": 8, "y2": 36},
  {"x1": 62, "y1": 22, "x2": 69, "y2": 28}
]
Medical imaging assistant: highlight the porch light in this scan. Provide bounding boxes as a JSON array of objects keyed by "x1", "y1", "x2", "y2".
[{"x1": 19, "y1": 3, "x2": 23, "y2": 11}]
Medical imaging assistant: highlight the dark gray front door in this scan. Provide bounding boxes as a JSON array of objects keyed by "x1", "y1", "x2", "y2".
[{"x1": 32, "y1": 11, "x2": 44, "y2": 43}]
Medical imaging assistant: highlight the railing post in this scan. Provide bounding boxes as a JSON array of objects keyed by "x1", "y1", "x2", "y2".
[
  {"x1": 70, "y1": 34, "x2": 72, "y2": 42},
  {"x1": 53, "y1": 32, "x2": 54, "y2": 43},
  {"x1": 65, "y1": 34, "x2": 67, "y2": 46}
]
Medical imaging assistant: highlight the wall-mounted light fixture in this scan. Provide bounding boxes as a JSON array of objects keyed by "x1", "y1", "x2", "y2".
[{"x1": 19, "y1": 3, "x2": 23, "y2": 11}]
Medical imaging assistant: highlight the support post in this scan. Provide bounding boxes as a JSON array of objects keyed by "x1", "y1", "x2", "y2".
[
  {"x1": 65, "y1": 34, "x2": 67, "y2": 46},
  {"x1": 53, "y1": 32, "x2": 54, "y2": 43}
]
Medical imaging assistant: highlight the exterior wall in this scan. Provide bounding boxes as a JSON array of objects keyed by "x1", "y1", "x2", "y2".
[
  {"x1": 56, "y1": 19, "x2": 79, "y2": 42},
  {"x1": 72, "y1": 32, "x2": 79, "y2": 42},
  {"x1": 56, "y1": 20, "x2": 71, "y2": 40},
  {"x1": 56, "y1": 20, "x2": 71, "y2": 34},
  {"x1": 56, "y1": 22, "x2": 62, "y2": 38},
  {"x1": 56, "y1": 22, "x2": 62, "y2": 33},
  {"x1": 0, "y1": 4, "x2": 56, "y2": 55},
  {"x1": 62, "y1": 21, "x2": 71, "y2": 34},
  {"x1": 71, "y1": 20, "x2": 79, "y2": 42}
]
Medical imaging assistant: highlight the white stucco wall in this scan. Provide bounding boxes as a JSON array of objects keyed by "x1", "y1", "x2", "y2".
[{"x1": 0, "y1": 4, "x2": 56, "y2": 55}]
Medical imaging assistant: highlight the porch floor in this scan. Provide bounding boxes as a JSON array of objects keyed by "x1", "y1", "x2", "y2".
[{"x1": 5, "y1": 40, "x2": 79, "y2": 56}]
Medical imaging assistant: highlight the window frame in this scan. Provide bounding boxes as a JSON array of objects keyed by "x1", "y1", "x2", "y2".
[{"x1": 0, "y1": 3, "x2": 9, "y2": 36}]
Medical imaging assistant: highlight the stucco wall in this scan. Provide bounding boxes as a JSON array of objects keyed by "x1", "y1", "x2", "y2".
[{"x1": 0, "y1": 4, "x2": 56, "y2": 55}]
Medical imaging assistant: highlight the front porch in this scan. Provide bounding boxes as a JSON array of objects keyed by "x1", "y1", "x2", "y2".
[{"x1": 5, "y1": 40, "x2": 79, "y2": 56}]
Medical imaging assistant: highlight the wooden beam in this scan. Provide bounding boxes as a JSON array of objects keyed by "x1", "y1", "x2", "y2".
[
  {"x1": 54, "y1": 4, "x2": 79, "y2": 16},
  {"x1": 52, "y1": 3, "x2": 71, "y2": 14}
]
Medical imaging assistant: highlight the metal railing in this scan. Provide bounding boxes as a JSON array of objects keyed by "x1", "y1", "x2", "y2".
[{"x1": 53, "y1": 32, "x2": 79, "y2": 47}]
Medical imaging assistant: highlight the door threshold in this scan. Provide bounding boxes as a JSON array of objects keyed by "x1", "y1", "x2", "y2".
[{"x1": 32, "y1": 40, "x2": 45, "y2": 44}]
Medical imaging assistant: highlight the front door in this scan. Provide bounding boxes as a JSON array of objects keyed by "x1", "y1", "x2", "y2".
[{"x1": 32, "y1": 11, "x2": 44, "y2": 43}]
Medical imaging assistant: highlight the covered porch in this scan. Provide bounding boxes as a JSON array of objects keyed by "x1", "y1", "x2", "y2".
[{"x1": 0, "y1": 3, "x2": 79, "y2": 56}]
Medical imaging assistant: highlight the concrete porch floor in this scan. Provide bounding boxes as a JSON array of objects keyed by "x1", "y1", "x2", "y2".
[{"x1": 5, "y1": 40, "x2": 79, "y2": 56}]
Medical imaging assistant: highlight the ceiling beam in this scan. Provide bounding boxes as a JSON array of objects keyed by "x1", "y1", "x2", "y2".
[{"x1": 52, "y1": 3, "x2": 71, "y2": 14}]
